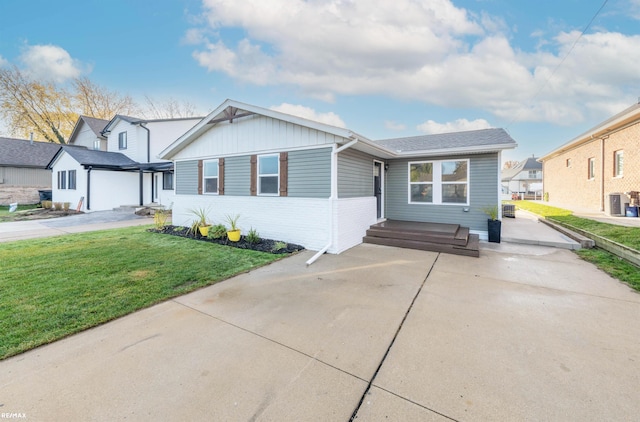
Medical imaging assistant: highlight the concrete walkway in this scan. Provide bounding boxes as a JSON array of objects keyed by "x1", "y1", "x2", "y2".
[
  {"x1": 501, "y1": 209, "x2": 581, "y2": 249},
  {"x1": 1, "y1": 243, "x2": 639, "y2": 421}
]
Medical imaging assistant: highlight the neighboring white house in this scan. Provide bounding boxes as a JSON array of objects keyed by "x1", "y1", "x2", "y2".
[
  {"x1": 501, "y1": 156, "x2": 543, "y2": 198},
  {"x1": 68, "y1": 116, "x2": 110, "y2": 151},
  {"x1": 159, "y1": 99, "x2": 517, "y2": 255},
  {"x1": 48, "y1": 115, "x2": 202, "y2": 211}
]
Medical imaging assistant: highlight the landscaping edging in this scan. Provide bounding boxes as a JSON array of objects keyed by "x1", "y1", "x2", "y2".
[{"x1": 546, "y1": 218, "x2": 640, "y2": 267}]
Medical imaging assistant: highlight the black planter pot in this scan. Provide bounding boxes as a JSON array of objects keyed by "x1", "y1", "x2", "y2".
[{"x1": 488, "y1": 219, "x2": 501, "y2": 243}]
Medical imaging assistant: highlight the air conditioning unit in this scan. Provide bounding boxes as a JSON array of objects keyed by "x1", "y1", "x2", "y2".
[{"x1": 605, "y1": 193, "x2": 629, "y2": 216}]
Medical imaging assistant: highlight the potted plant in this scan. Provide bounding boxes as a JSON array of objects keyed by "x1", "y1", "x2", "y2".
[
  {"x1": 189, "y1": 207, "x2": 212, "y2": 237},
  {"x1": 225, "y1": 214, "x2": 241, "y2": 242},
  {"x1": 482, "y1": 205, "x2": 501, "y2": 243}
]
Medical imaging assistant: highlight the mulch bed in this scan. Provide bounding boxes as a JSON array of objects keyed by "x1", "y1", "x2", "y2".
[{"x1": 148, "y1": 225, "x2": 305, "y2": 254}]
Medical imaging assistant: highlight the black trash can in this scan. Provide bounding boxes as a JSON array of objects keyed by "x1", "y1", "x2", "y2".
[{"x1": 38, "y1": 190, "x2": 52, "y2": 202}]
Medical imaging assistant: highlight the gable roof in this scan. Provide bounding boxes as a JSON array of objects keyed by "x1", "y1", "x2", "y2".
[
  {"x1": 375, "y1": 128, "x2": 517, "y2": 157},
  {"x1": 47, "y1": 145, "x2": 173, "y2": 172},
  {"x1": 0, "y1": 137, "x2": 61, "y2": 168},
  {"x1": 101, "y1": 114, "x2": 204, "y2": 135},
  {"x1": 540, "y1": 102, "x2": 640, "y2": 161},
  {"x1": 501, "y1": 157, "x2": 542, "y2": 181},
  {"x1": 159, "y1": 99, "x2": 375, "y2": 159},
  {"x1": 47, "y1": 146, "x2": 138, "y2": 170},
  {"x1": 160, "y1": 99, "x2": 517, "y2": 160},
  {"x1": 68, "y1": 116, "x2": 110, "y2": 144}
]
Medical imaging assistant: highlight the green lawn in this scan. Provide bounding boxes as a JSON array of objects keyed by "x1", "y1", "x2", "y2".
[{"x1": 0, "y1": 226, "x2": 285, "y2": 360}]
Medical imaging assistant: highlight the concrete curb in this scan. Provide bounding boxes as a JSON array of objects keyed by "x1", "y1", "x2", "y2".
[{"x1": 539, "y1": 219, "x2": 595, "y2": 249}]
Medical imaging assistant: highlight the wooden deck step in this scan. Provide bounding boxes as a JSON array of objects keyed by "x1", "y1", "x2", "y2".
[{"x1": 363, "y1": 220, "x2": 479, "y2": 257}]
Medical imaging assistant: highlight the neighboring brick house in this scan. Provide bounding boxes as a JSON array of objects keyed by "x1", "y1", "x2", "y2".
[
  {"x1": 539, "y1": 102, "x2": 640, "y2": 213},
  {"x1": 0, "y1": 137, "x2": 60, "y2": 205}
]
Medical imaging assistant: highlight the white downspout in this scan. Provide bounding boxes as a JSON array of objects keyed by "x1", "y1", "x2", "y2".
[{"x1": 306, "y1": 139, "x2": 359, "y2": 266}]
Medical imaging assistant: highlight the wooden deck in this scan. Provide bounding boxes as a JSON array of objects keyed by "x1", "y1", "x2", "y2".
[{"x1": 363, "y1": 220, "x2": 480, "y2": 257}]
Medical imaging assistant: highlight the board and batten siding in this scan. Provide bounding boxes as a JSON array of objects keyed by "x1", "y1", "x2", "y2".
[
  {"x1": 288, "y1": 148, "x2": 331, "y2": 198},
  {"x1": 385, "y1": 153, "x2": 499, "y2": 232},
  {"x1": 170, "y1": 115, "x2": 346, "y2": 160},
  {"x1": 338, "y1": 148, "x2": 375, "y2": 198},
  {"x1": 175, "y1": 160, "x2": 199, "y2": 195}
]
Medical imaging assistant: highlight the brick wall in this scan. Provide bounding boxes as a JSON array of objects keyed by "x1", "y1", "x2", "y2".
[{"x1": 543, "y1": 121, "x2": 640, "y2": 212}]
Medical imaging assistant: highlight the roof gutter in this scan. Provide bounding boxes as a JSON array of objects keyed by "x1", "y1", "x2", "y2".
[{"x1": 305, "y1": 139, "x2": 359, "y2": 266}]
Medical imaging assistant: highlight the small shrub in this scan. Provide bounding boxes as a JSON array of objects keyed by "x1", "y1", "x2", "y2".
[
  {"x1": 42, "y1": 200, "x2": 52, "y2": 209},
  {"x1": 208, "y1": 224, "x2": 227, "y2": 239},
  {"x1": 53, "y1": 202, "x2": 63, "y2": 211},
  {"x1": 246, "y1": 227, "x2": 261, "y2": 244},
  {"x1": 272, "y1": 241, "x2": 287, "y2": 252},
  {"x1": 63, "y1": 202, "x2": 70, "y2": 211},
  {"x1": 154, "y1": 209, "x2": 169, "y2": 229}
]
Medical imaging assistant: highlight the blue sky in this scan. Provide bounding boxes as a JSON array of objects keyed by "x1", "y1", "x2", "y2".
[{"x1": 1, "y1": 0, "x2": 639, "y2": 163}]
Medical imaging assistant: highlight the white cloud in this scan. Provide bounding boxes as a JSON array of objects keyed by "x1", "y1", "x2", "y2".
[
  {"x1": 19, "y1": 44, "x2": 86, "y2": 83},
  {"x1": 270, "y1": 103, "x2": 346, "y2": 127},
  {"x1": 384, "y1": 120, "x2": 407, "y2": 131},
  {"x1": 190, "y1": 0, "x2": 640, "y2": 125},
  {"x1": 417, "y1": 118, "x2": 492, "y2": 134},
  {"x1": 0, "y1": 54, "x2": 7, "y2": 67}
]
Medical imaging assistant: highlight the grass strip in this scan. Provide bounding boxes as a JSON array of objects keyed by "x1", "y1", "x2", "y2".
[
  {"x1": 0, "y1": 226, "x2": 283, "y2": 360},
  {"x1": 576, "y1": 248, "x2": 640, "y2": 291}
]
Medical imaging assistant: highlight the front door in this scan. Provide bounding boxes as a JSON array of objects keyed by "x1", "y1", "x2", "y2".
[{"x1": 374, "y1": 161, "x2": 382, "y2": 219}]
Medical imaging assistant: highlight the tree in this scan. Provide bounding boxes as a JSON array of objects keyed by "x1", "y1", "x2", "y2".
[
  {"x1": 0, "y1": 66, "x2": 76, "y2": 143},
  {"x1": 142, "y1": 95, "x2": 199, "y2": 119},
  {"x1": 1, "y1": 67, "x2": 201, "y2": 143},
  {"x1": 503, "y1": 160, "x2": 520, "y2": 170},
  {"x1": 73, "y1": 77, "x2": 139, "y2": 120}
]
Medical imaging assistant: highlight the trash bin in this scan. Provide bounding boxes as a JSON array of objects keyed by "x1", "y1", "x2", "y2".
[
  {"x1": 502, "y1": 204, "x2": 516, "y2": 218},
  {"x1": 626, "y1": 205, "x2": 639, "y2": 217},
  {"x1": 38, "y1": 190, "x2": 52, "y2": 202}
]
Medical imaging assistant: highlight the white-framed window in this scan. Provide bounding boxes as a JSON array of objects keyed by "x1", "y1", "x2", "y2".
[
  {"x1": 118, "y1": 132, "x2": 127, "y2": 150},
  {"x1": 203, "y1": 159, "x2": 219, "y2": 194},
  {"x1": 68, "y1": 170, "x2": 76, "y2": 190},
  {"x1": 614, "y1": 150, "x2": 623, "y2": 177},
  {"x1": 528, "y1": 170, "x2": 537, "y2": 179},
  {"x1": 409, "y1": 162, "x2": 433, "y2": 203},
  {"x1": 93, "y1": 140, "x2": 101, "y2": 150},
  {"x1": 588, "y1": 158, "x2": 595, "y2": 180},
  {"x1": 258, "y1": 154, "x2": 279, "y2": 195},
  {"x1": 408, "y1": 159, "x2": 469, "y2": 205}
]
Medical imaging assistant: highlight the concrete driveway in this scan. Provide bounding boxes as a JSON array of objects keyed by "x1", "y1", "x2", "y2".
[
  {"x1": 1, "y1": 243, "x2": 639, "y2": 421},
  {"x1": 0, "y1": 210, "x2": 152, "y2": 242}
]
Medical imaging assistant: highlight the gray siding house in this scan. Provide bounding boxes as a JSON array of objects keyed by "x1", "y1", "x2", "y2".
[
  {"x1": 0, "y1": 137, "x2": 60, "y2": 205},
  {"x1": 160, "y1": 99, "x2": 516, "y2": 256}
]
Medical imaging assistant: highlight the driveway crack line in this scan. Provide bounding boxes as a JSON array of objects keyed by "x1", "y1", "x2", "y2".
[
  {"x1": 172, "y1": 300, "x2": 369, "y2": 383},
  {"x1": 348, "y1": 254, "x2": 442, "y2": 421}
]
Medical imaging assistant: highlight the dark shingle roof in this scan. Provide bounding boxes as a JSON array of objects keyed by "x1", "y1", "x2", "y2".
[
  {"x1": 502, "y1": 157, "x2": 542, "y2": 181},
  {"x1": 60, "y1": 146, "x2": 139, "y2": 168},
  {"x1": 81, "y1": 116, "x2": 110, "y2": 137},
  {"x1": 374, "y1": 128, "x2": 516, "y2": 153},
  {"x1": 0, "y1": 137, "x2": 61, "y2": 168}
]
